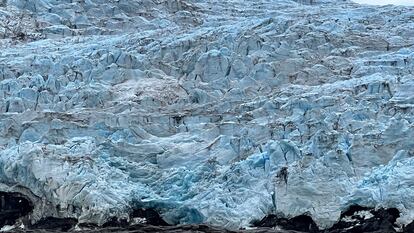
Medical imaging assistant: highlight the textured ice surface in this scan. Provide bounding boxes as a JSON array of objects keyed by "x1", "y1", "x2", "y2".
[
  {"x1": 353, "y1": 0, "x2": 414, "y2": 6},
  {"x1": 0, "y1": 0, "x2": 413, "y2": 230}
]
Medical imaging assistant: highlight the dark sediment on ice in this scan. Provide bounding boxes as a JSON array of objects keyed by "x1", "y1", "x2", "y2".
[
  {"x1": 328, "y1": 205, "x2": 400, "y2": 233},
  {"x1": 30, "y1": 217, "x2": 78, "y2": 232},
  {"x1": 252, "y1": 205, "x2": 410, "y2": 233},
  {"x1": 252, "y1": 214, "x2": 319, "y2": 233}
]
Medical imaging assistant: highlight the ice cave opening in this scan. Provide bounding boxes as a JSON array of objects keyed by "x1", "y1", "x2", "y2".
[
  {"x1": 0, "y1": 192, "x2": 33, "y2": 227},
  {"x1": 130, "y1": 208, "x2": 170, "y2": 226}
]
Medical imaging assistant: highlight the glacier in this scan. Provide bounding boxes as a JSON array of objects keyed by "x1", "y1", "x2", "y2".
[{"x1": 0, "y1": 0, "x2": 413, "y2": 231}]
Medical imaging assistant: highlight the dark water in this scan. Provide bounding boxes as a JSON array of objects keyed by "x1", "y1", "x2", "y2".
[
  {"x1": 5, "y1": 223, "x2": 410, "y2": 233},
  {"x1": 7, "y1": 224, "x2": 293, "y2": 233},
  {"x1": 1, "y1": 203, "x2": 411, "y2": 233}
]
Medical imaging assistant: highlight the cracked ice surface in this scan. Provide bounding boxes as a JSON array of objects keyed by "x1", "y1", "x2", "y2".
[{"x1": 0, "y1": 0, "x2": 413, "y2": 229}]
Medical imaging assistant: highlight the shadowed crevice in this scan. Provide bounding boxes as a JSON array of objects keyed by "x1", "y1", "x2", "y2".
[
  {"x1": 0, "y1": 191, "x2": 33, "y2": 227},
  {"x1": 252, "y1": 214, "x2": 319, "y2": 232}
]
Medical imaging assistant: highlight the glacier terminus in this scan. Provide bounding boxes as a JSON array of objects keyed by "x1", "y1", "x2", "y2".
[{"x1": 0, "y1": 0, "x2": 413, "y2": 232}]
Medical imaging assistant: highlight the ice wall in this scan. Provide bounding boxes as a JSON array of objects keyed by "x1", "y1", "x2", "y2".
[{"x1": 0, "y1": 0, "x2": 413, "y2": 229}]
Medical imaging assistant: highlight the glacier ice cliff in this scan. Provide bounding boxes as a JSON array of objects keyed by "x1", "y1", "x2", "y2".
[{"x1": 0, "y1": 0, "x2": 413, "y2": 230}]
